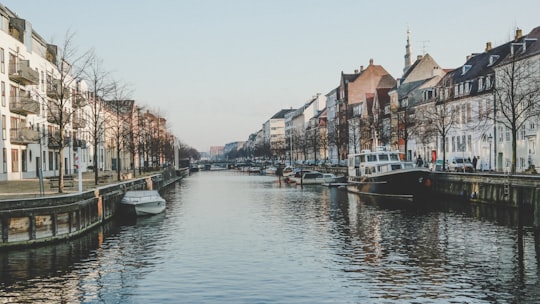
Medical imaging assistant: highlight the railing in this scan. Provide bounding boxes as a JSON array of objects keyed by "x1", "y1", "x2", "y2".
[
  {"x1": 9, "y1": 95, "x2": 40, "y2": 115},
  {"x1": 10, "y1": 127, "x2": 39, "y2": 144},
  {"x1": 8, "y1": 60, "x2": 39, "y2": 85},
  {"x1": 72, "y1": 116, "x2": 87, "y2": 129}
]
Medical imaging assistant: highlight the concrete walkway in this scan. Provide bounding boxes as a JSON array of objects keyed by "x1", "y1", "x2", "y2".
[{"x1": 0, "y1": 171, "x2": 152, "y2": 200}]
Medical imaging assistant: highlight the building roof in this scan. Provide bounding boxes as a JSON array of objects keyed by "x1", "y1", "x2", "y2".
[{"x1": 271, "y1": 109, "x2": 295, "y2": 119}]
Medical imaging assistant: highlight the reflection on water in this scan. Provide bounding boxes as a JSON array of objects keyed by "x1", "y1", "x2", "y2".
[{"x1": 1, "y1": 171, "x2": 539, "y2": 303}]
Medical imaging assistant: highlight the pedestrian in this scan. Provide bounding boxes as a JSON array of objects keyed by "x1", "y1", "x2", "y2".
[
  {"x1": 416, "y1": 156, "x2": 423, "y2": 167},
  {"x1": 472, "y1": 156, "x2": 477, "y2": 172}
]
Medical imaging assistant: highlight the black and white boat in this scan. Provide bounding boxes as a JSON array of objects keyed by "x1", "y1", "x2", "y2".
[
  {"x1": 120, "y1": 190, "x2": 167, "y2": 216},
  {"x1": 347, "y1": 148, "x2": 431, "y2": 202},
  {"x1": 288, "y1": 171, "x2": 346, "y2": 185}
]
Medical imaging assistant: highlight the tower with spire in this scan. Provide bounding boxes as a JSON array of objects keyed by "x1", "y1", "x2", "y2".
[{"x1": 403, "y1": 26, "x2": 413, "y2": 74}]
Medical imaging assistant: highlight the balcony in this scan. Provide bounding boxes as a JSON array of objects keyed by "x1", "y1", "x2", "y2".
[
  {"x1": 47, "y1": 109, "x2": 69, "y2": 125},
  {"x1": 72, "y1": 116, "x2": 87, "y2": 129},
  {"x1": 9, "y1": 95, "x2": 40, "y2": 115},
  {"x1": 10, "y1": 127, "x2": 40, "y2": 145},
  {"x1": 48, "y1": 132, "x2": 62, "y2": 149},
  {"x1": 8, "y1": 60, "x2": 39, "y2": 86},
  {"x1": 72, "y1": 94, "x2": 88, "y2": 108},
  {"x1": 46, "y1": 79, "x2": 70, "y2": 99},
  {"x1": 525, "y1": 128, "x2": 537, "y2": 137},
  {"x1": 72, "y1": 138, "x2": 87, "y2": 149}
]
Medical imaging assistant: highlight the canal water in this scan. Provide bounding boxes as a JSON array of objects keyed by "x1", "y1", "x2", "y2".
[{"x1": 1, "y1": 171, "x2": 540, "y2": 303}]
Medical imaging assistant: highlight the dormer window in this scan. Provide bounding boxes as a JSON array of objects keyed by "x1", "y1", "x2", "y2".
[
  {"x1": 478, "y1": 77, "x2": 484, "y2": 92},
  {"x1": 465, "y1": 81, "x2": 471, "y2": 95},
  {"x1": 511, "y1": 42, "x2": 526, "y2": 56},
  {"x1": 462, "y1": 65, "x2": 472, "y2": 75},
  {"x1": 485, "y1": 75, "x2": 492, "y2": 89},
  {"x1": 423, "y1": 89, "x2": 433, "y2": 101},
  {"x1": 488, "y1": 55, "x2": 500, "y2": 66}
]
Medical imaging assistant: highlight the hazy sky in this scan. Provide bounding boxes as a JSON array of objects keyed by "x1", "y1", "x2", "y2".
[{"x1": 3, "y1": 0, "x2": 540, "y2": 152}]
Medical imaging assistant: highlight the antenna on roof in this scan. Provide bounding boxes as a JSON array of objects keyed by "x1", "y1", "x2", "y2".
[{"x1": 418, "y1": 40, "x2": 430, "y2": 55}]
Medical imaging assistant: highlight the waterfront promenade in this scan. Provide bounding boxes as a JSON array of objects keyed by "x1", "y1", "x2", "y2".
[{"x1": 0, "y1": 171, "x2": 152, "y2": 200}]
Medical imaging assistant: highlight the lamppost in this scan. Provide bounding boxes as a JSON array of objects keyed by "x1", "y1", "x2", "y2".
[{"x1": 487, "y1": 134, "x2": 493, "y2": 171}]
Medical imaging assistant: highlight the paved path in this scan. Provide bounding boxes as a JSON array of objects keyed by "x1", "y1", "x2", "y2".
[{"x1": 0, "y1": 172, "x2": 149, "y2": 200}]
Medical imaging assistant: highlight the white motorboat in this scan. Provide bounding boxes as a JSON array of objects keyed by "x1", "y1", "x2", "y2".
[
  {"x1": 120, "y1": 190, "x2": 166, "y2": 216},
  {"x1": 288, "y1": 171, "x2": 346, "y2": 185}
]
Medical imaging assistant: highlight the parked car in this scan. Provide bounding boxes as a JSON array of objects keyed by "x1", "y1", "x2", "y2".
[
  {"x1": 432, "y1": 159, "x2": 446, "y2": 171},
  {"x1": 448, "y1": 157, "x2": 474, "y2": 172}
]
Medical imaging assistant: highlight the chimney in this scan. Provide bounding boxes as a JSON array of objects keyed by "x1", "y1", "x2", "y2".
[
  {"x1": 354, "y1": 69, "x2": 358, "y2": 74},
  {"x1": 485, "y1": 42, "x2": 492, "y2": 52},
  {"x1": 417, "y1": 55, "x2": 423, "y2": 60},
  {"x1": 515, "y1": 28, "x2": 523, "y2": 40},
  {"x1": 369, "y1": 58, "x2": 374, "y2": 65},
  {"x1": 360, "y1": 65, "x2": 364, "y2": 71}
]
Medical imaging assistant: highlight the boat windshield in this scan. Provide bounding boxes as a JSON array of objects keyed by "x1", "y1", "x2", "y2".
[
  {"x1": 379, "y1": 154, "x2": 389, "y2": 161},
  {"x1": 367, "y1": 154, "x2": 377, "y2": 162},
  {"x1": 390, "y1": 154, "x2": 400, "y2": 161}
]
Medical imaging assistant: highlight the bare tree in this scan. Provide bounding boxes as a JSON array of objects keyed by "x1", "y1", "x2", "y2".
[
  {"x1": 83, "y1": 55, "x2": 115, "y2": 184},
  {"x1": 305, "y1": 125, "x2": 319, "y2": 163},
  {"x1": 105, "y1": 82, "x2": 133, "y2": 181},
  {"x1": 396, "y1": 105, "x2": 418, "y2": 161},
  {"x1": 43, "y1": 31, "x2": 92, "y2": 192},
  {"x1": 493, "y1": 56, "x2": 540, "y2": 173},
  {"x1": 418, "y1": 82, "x2": 459, "y2": 170},
  {"x1": 318, "y1": 127, "x2": 329, "y2": 162}
]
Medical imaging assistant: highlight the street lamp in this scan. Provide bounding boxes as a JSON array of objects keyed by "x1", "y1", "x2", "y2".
[{"x1": 487, "y1": 133, "x2": 493, "y2": 171}]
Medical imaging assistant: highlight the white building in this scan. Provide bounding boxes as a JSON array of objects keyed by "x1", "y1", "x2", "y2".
[{"x1": 0, "y1": 5, "x2": 93, "y2": 181}]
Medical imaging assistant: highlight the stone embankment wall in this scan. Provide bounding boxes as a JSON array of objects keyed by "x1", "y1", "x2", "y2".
[
  {"x1": 429, "y1": 172, "x2": 540, "y2": 227},
  {"x1": 0, "y1": 170, "x2": 181, "y2": 249}
]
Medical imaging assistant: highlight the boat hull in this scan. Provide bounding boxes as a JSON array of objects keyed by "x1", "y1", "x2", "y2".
[
  {"x1": 347, "y1": 169, "x2": 431, "y2": 202},
  {"x1": 120, "y1": 191, "x2": 167, "y2": 216}
]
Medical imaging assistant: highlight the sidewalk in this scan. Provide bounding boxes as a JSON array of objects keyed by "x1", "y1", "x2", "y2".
[{"x1": 0, "y1": 171, "x2": 150, "y2": 200}]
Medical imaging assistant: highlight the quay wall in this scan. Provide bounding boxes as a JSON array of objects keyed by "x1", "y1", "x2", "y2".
[
  {"x1": 0, "y1": 169, "x2": 183, "y2": 249},
  {"x1": 429, "y1": 172, "x2": 540, "y2": 227}
]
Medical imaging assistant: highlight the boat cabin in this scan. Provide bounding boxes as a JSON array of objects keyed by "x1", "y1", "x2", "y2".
[{"x1": 348, "y1": 149, "x2": 411, "y2": 177}]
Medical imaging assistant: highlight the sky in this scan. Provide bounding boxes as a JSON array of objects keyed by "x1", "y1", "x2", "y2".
[{"x1": 3, "y1": 0, "x2": 540, "y2": 152}]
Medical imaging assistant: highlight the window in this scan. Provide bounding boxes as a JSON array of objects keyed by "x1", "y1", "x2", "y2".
[
  {"x1": 11, "y1": 149, "x2": 18, "y2": 172},
  {"x1": 21, "y1": 149, "x2": 27, "y2": 172},
  {"x1": 1, "y1": 81, "x2": 4, "y2": 107},
  {"x1": 40, "y1": 71, "x2": 44, "y2": 92},
  {"x1": 48, "y1": 151, "x2": 53, "y2": 170},
  {"x1": 478, "y1": 77, "x2": 484, "y2": 92},
  {"x1": 478, "y1": 100, "x2": 483, "y2": 119},
  {"x1": 506, "y1": 127, "x2": 511, "y2": 141},
  {"x1": 467, "y1": 103, "x2": 472, "y2": 123},
  {"x1": 10, "y1": 116, "x2": 17, "y2": 140},
  {"x1": 0, "y1": 48, "x2": 4, "y2": 74},
  {"x1": 498, "y1": 126, "x2": 503, "y2": 142},
  {"x1": 486, "y1": 75, "x2": 492, "y2": 89},
  {"x1": 2, "y1": 148, "x2": 6, "y2": 173},
  {"x1": 462, "y1": 65, "x2": 472, "y2": 75},
  {"x1": 1, "y1": 114, "x2": 5, "y2": 140}
]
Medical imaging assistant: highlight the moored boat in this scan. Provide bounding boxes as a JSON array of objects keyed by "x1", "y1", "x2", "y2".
[
  {"x1": 289, "y1": 171, "x2": 347, "y2": 185},
  {"x1": 347, "y1": 148, "x2": 431, "y2": 202},
  {"x1": 120, "y1": 190, "x2": 167, "y2": 216}
]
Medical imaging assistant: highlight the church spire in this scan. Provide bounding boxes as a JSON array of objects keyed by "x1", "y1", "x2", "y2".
[{"x1": 403, "y1": 26, "x2": 413, "y2": 74}]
